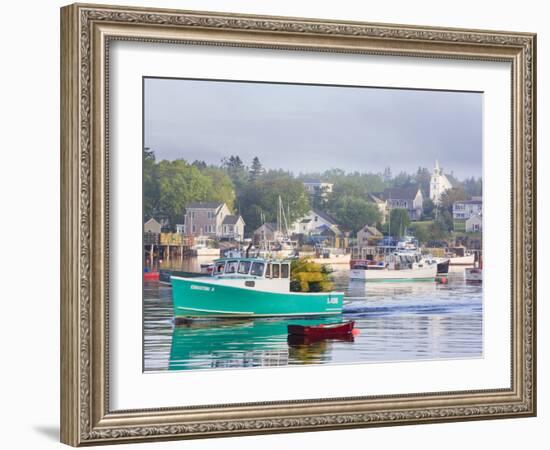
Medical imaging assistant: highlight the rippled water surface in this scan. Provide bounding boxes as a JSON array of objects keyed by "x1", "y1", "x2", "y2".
[{"x1": 144, "y1": 266, "x2": 482, "y2": 372}]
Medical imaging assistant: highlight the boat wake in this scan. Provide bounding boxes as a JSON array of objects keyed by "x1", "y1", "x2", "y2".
[{"x1": 342, "y1": 299, "x2": 482, "y2": 317}]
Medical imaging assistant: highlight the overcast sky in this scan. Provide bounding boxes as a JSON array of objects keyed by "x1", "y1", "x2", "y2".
[{"x1": 144, "y1": 77, "x2": 482, "y2": 179}]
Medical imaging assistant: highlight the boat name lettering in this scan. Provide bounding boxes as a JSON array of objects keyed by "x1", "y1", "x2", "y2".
[{"x1": 190, "y1": 285, "x2": 214, "y2": 292}]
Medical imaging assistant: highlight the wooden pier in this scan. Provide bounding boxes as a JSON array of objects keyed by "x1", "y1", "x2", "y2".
[{"x1": 144, "y1": 232, "x2": 195, "y2": 267}]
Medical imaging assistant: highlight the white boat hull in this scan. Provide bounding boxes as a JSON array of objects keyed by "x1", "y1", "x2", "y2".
[
  {"x1": 349, "y1": 265, "x2": 437, "y2": 282},
  {"x1": 449, "y1": 254, "x2": 475, "y2": 265},
  {"x1": 194, "y1": 248, "x2": 220, "y2": 257}
]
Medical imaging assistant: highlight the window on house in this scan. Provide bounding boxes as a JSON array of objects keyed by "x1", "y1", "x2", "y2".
[
  {"x1": 207, "y1": 211, "x2": 214, "y2": 219},
  {"x1": 192, "y1": 225, "x2": 196, "y2": 233}
]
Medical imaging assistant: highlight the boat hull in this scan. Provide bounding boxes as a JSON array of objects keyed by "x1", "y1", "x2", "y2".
[
  {"x1": 349, "y1": 265, "x2": 437, "y2": 282},
  {"x1": 171, "y1": 276, "x2": 344, "y2": 318},
  {"x1": 465, "y1": 268, "x2": 483, "y2": 283},
  {"x1": 449, "y1": 254, "x2": 475, "y2": 265},
  {"x1": 288, "y1": 320, "x2": 355, "y2": 337},
  {"x1": 436, "y1": 258, "x2": 450, "y2": 274}
]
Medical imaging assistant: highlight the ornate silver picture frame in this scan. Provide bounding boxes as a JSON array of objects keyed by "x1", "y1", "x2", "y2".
[{"x1": 60, "y1": 3, "x2": 536, "y2": 446}]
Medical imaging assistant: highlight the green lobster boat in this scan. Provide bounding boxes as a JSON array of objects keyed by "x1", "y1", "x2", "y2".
[{"x1": 171, "y1": 257, "x2": 344, "y2": 319}]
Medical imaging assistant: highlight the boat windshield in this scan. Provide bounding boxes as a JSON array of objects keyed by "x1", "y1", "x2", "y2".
[
  {"x1": 224, "y1": 260, "x2": 239, "y2": 274},
  {"x1": 238, "y1": 261, "x2": 252, "y2": 274},
  {"x1": 214, "y1": 261, "x2": 225, "y2": 274},
  {"x1": 250, "y1": 261, "x2": 265, "y2": 277}
]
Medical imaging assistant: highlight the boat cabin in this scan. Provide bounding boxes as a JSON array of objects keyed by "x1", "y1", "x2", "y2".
[
  {"x1": 386, "y1": 252, "x2": 425, "y2": 270},
  {"x1": 212, "y1": 257, "x2": 291, "y2": 280}
]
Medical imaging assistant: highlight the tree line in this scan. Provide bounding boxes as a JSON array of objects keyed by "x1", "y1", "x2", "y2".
[{"x1": 144, "y1": 149, "x2": 482, "y2": 238}]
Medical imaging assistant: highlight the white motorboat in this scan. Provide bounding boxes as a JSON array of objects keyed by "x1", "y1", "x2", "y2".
[{"x1": 349, "y1": 251, "x2": 437, "y2": 282}]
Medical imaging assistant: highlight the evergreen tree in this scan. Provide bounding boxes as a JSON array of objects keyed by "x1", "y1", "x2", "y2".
[{"x1": 249, "y1": 156, "x2": 264, "y2": 182}]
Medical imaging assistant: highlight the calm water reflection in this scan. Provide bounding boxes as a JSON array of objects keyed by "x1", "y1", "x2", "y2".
[{"x1": 143, "y1": 266, "x2": 482, "y2": 372}]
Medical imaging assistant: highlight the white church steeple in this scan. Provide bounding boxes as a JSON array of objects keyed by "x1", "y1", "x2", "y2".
[{"x1": 430, "y1": 159, "x2": 452, "y2": 205}]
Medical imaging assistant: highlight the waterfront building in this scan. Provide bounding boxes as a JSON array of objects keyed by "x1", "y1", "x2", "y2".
[
  {"x1": 182, "y1": 202, "x2": 245, "y2": 241},
  {"x1": 221, "y1": 215, "x2": 246, "y2": 241},
  {"x1": 304, "y1": 209, "x2": 339, "y2": 229},
  {"x1": 453, "y1": 197, "x2": 483, "y2": 220},
  {"x1": 356, "y1": 224, "x2": 384, "y2": 248},
  {"x1": 465, "y1": 213, "x2": 483, "y2": 232},
  {"x1": 367, "y1": 193, "x2": 388, "y2": 224},
  {"x1": 302, "y1": 179, "x2": 334, "y2": 198},
  {"x1": 430, "y1": 160, "x2": 454, "y2": 204},
  {"x1": 144, "y1": 217, "x2": 161, "y2": 234},
  {"x1": 253, "y1": 223, "x2": 279, "y2": 245},
  {"x1": 379, "y1": 187, "x2": 424, "y2": 221}
]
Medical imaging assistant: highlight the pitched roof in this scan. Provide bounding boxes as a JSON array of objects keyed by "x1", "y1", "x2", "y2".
[
  {"x1": 144, "y1": 217, "x2": 160, "y2": 226},
  {"x1": 445, "y1": 173, "x2": 460, "y2": 187},
  {"x1": 312, "y1": 209, "x2": 339, "y2": 225},
  {"x1": 254, "y1": 223, "x2": 277, "y2": 233},
  {"x1": 360, "y1": 225, "x2": 383, "y2": 236},
  {"x1": 381, "y1": 186, "x2": 421, "y2": 201},
  {"x1": 186, "y1": 201, "x2": 224, "y2": 210},
  {"x1": 367, "y1": 193, "x2": 385, "y2": 204},
  {"x1": 222, "y1": 215, "x2": 244, "y2": 225}
]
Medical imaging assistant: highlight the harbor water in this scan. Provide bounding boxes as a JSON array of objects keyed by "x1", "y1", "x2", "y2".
[{"x1": 144, "y1": 263, "x2": 482, "y2": 372}]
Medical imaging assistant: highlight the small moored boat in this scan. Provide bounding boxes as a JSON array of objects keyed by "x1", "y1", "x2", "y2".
[
  {"x1": 143, "y1": 271, "x2": 159, "y2": 281},
  {"x1": 288, "y1": 320, "x2": 355, "y2": 337},
  {"x1": 171, "y1": 257, "x2": 344, "y2": 319},
  {"x1": 349, "y1": 251, "x2": 437, "y2": 282}
]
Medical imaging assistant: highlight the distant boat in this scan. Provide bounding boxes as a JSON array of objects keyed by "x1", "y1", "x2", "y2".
[
  {"x1": 435, "y1": 257, "x2": 450, "y2": 274},
  {"x1": 190, "y1": 236, "x2": 220, "y2": 257},
  {"x1": 465, "y1": 267, "x2": 482, "y2": 283},
  {"x1": 144, "y1": 271, "x2": 159, "y2": 281},
  {"x1": 159, "y1": 269, "x2": 210, "y2": 285},
  {"x1": 171, "y1": 257, "x2": 344, "y2": 319},
  {"x1": 349, "y1": 251, "x2": 437, "y2": 282},
  {"x1": 446, "y1": 246, "x2": 475, "y2": 265}
]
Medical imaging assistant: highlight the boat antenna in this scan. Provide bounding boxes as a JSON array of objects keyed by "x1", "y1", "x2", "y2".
[{"x1": 245, "y1": 241, "x2": 253, "y2": 258}]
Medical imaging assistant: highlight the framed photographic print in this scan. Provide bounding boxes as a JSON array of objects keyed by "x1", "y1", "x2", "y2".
[{"x1": 60, "y1": 3, "x2": 537, "y2": 446}]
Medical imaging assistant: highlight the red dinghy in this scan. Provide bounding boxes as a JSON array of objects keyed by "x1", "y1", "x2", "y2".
[
  {"x1": 288, "y1": 321, "x2": 355, "y2": 338},
  {"x1": 144, "y1": 271, "x2": 160, "y2": 281}
]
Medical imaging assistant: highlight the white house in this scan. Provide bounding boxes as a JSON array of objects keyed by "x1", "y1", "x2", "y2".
[
  {"x1": 289, "y1": 209, "x2": 341, "y2": 238},
  {"x1": 302, "y1": 180, "x2": 334, "y2": 198},
  {"x1": 453, "y1": 198, "x2": 483, "y2": 220},
  {"x1": 221, "y1": 215, "x2": 246, "y2": 241},
  {"x1": 430, "y1": 160, "x2": 454, "y2": 204},
  {"x1": 466, "y1": 214, "x2": 482, "y2": 232}
]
